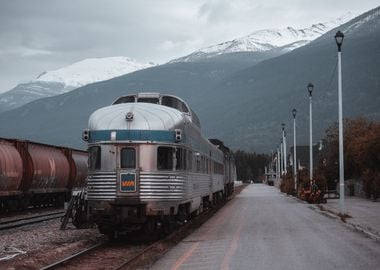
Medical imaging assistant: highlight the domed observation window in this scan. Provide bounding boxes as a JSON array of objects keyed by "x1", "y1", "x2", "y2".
[
  {"x1": 161, "y1": 96, "x2": 189, "y2": 113},
  {"x1": 112, "y1": 95, "x2": 136, "y2": 104},
  {"x1": 137, "y1": 97, "x2": 159, "y2": 104}
]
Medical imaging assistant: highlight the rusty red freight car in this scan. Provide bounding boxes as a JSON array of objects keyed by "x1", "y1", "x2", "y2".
[
  {"x1": 66, "y1": 149, "x2": 88, "y2": 189},
  {"x1": 0, "y1": 139, "x2": 23, "y2": 198},
  {"x1": 0, "y1": 138, "x2": 88, "y2": 211}
]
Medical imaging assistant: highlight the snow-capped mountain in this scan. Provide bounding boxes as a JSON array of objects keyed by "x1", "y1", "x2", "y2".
[
  {"x1": 35, "y1": 56, "x2": 155, "y2": 89},
  {"x1": 0, "y1": 57, "x2": 155, "y2": 113},
  {"x1": 171, "y1": 12, "x2": 356, "y2": 63}
]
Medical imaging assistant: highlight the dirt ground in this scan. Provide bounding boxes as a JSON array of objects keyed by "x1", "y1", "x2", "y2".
[{"x1": 0, "y1": 220, "x2": 103, "y2": 270}]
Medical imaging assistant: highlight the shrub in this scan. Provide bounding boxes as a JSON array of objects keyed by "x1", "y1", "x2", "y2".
[
  {"x1": 362, "y1": 169, "x2": 380, "y2": 201},
  {"x1": 280, "y1": 172, "x2": 295, "y2": 195}
]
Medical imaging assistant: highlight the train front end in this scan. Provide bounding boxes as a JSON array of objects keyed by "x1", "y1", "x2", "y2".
[{"x1": 83, "y1": 98, "x2": 188, "y2": 235}]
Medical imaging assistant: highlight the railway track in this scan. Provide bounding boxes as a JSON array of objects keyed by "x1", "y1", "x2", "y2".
[
  {"x1": 40, "y1": 240, "x2": 157, "y2": 270},
  {"x1": 0, "y1": 210, "x2": 65, "y2": 231},
  {"x1": 38, "y1": 209, "x2": 216, "y2": 270},
  {"x1": 39, "y1": 185, "x2": 247, "y2": 269},
  {"x1": 40, "y1": 241, "x2": 108, "y2": 270}
]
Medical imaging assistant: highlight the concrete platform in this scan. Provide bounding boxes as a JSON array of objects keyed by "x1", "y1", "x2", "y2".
[
  {"x1": 318, "y1": 195, "x2": 380, "y2": 240},
  {"x1": 151, "y1": 184, "x2": 380, "y2": 270}
]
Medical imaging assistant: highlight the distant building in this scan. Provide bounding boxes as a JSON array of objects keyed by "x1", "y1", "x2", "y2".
[{"x1": 289, "y1": 144, "x2": 322, "y2": 171}]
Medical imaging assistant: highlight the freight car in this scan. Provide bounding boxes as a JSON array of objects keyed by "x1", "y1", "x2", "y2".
[
  {"x1": 82, "y1": 93, "x2": 236, "y2": 237},
  {"x1": 0, "y1": 138, "x2": 88, "y2": 211}
]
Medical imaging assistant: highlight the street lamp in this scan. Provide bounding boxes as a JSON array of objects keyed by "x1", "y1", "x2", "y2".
[
  {"x1": 292, "y1": 108, "x2": 297, "y2": 192},
  {"x1": 277, "y1": 147, "x2": 280, "y2": 181},
  {"x1": 282, "y1": 123, "x2": 287, "y2": 175},
  {"x1": 280, "y1": 140, "x2": 283, "y2": 175},
  {"x1": 335, "y1": 30, "x2": 345, "y2": 214},
  {"x1": 307, "y1": 82, "x2": 314, "y2": 186}
]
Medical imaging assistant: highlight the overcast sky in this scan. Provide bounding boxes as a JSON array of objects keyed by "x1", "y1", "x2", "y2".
[{"x1": 0, "y1": 0, "x2": 378, "y2": 92}]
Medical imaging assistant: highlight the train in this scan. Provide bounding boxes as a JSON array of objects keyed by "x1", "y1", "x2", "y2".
[
  {"x1": 82, "y1": 93, "x2": 236, "y2": 237},
  {"x1": 0, "y1": 138, "x2": 88, "y2": 211}
]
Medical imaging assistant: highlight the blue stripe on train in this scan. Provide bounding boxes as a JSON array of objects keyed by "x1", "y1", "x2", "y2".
[{"x1": 89, "y1": 130, "x2": 177, "y2": 143}]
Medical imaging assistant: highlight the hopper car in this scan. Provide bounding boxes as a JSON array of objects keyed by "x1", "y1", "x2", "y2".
[{"x1": 0, "y1": 138, "x2": 88, "y2": 211}]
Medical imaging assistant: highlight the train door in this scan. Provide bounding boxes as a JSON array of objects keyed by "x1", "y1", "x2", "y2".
[{"x1": 117, "y1": 145, "x2": 139, "y2": 197}]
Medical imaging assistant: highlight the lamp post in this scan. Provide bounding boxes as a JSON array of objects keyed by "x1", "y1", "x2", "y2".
[
  {"x1": 282, "y1": 123, "x2": 287, "y2": 175},
  {"x1": 280, "y1": 140, "x2": 283, "y2": 175},
  {"x1": 307, "y1": 82, "x2": 314, "y2": 186},
  {"x1": 335, "y1": 30, "x2": 345, "y2": 214},
  {"x1": 292, "y1": 108, "x2": 297, "y2": 192},
  {"x1": 277, "y1": 147, "x2": 280, "y2": 181}
]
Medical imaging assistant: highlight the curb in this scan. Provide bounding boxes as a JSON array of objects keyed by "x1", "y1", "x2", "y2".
[
  {"x1": 344, "y1": 221, "x2": 380, "y2": 242},
  {"x1": 314, "y1": 206, "x2": 380, "y2": 242}
]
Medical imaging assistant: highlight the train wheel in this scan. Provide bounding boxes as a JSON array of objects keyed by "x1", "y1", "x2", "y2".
[
  {"x1": 198, "y1": 203, "x2": 203, "y2": 215},
  {"x1": 97, "y1": 223, "x2": 116, "y2": 239},
  {"x1": 162, "y1": 217, "x2": 175, "y2": 236},
  {"x1": 143, "y1": 218, "x2": 156, "y2": 235},
  {"x1": 141, "y1": 218, "x2": 162, "y2": 240},
  {"x1": 177, "y1": 205, "x2": 188, "y2": 224},
  {"x1": 54, "y1": 194, "x2": 65, "y2": 207}
]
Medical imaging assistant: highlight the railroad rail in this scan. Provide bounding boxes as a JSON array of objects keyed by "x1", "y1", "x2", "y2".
[
  {"x1": 40, "y1": 241, "x2": 107, "y2": 270},
  {"x1": 39, "y1": 239, "x2": 158, "y2": 270},
  {"x1": 0, "y1": 210, "x2": 65, "y2": 231}
]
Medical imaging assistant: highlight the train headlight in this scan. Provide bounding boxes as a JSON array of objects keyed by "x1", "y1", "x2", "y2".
[
  {"x1": 110, "y1": 131, "x2": 117, "y2": 141},
  {"x1": 175, "y1": 129, "x2": 182, "y2": 142},
  {"x1": 125, "y1": 112, "x2": 134, "y2": 121},
  {"x1": 82, "y1": 129, "x2": 90, "y2": 142}
]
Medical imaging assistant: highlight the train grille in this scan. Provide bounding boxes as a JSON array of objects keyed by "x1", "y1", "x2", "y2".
[
  {"x1": 140, "y1": 172, "x2": 186, "y2": 201},
  {"x1": 87, "y1": 172, "x2": 117, "y2": 200}
]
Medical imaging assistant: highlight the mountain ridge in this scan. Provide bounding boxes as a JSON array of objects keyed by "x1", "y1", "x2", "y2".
[
  {"x1": 0, "y1": 56, "x2": 155, "y2": 113},
  {"x1": 170, "y1": 12, "x2": 356, "y2": 63},
  {"x1": 0, "y1": 8, "x2": 378, "y2": 153}
]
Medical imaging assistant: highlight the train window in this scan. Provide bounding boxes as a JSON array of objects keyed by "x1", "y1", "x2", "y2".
[
  {"x1": 157, "y1": 146, "x2": 174, "y2": 170},
  {"x1": 188, "y1": 151, "x2": 193, "y2": 171},
  {"x1": 183, "y1": 149, "x2": 187, "y2": 170},
  {"x1": 190, "y1": 109, "x2": 201, "y2": 128},
  {"x1": 196, "y1": 155, "x2": 201, "y2": 173},
  {"x1": 137, "y1": 97, "x2": 159, "y2": 104},
  {"x1": 112, "y1": 95, "x2": 135, "y2": 104},
  {"x1": 162, "y1": 96, "x2": 189, "y2": 113},
  {"x1": 89, "y1": 146, "x2": 101, "y2": 170},
  {"x1": 121, "y1": 148, "x2": 136, "y2": 169},
  {"x1": 213, "y1": 162, "x2": 224, "y2": 175},
  {"x1": 176, "y1": 148, "x2": 183, "y2": 170}
]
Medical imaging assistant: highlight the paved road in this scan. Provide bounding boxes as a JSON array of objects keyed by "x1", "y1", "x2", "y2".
[{"x1": 151, "y1": 184, "x2": 380, "y2": 270}]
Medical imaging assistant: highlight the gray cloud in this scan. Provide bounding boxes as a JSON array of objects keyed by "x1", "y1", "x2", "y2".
[{"x1": 0, "y1": 0, "x2": 378, "y2": 92}]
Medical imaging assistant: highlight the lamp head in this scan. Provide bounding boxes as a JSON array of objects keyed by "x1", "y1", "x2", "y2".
[
  {"x1": 335, "y1": 31, "x2": 344, "y2": 51},
  {"x1": 292, "y1": 108, "x2": 297, "y2": 118},
  {"x1": 307, "y1": 82, "x2": 314, "y2": 96}
]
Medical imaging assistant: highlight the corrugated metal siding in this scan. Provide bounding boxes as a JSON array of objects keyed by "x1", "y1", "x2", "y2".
[
  {"x1": 87, "y1": 171, "x2": 117, "y2": 200},
  {"x1": 184, "y1": 173, "x2": 211, "y2": 199},
  {"x1": 212, "y1": 175, "x2": 224, "y2": 193},
  {"x1": 140, "y1": 172, "x2": 186, "y2": 201}
]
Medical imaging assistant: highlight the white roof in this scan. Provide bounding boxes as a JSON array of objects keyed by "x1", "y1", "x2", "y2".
[{"x1": 88, "y1": 103, "x2": 186, "y2": 131}]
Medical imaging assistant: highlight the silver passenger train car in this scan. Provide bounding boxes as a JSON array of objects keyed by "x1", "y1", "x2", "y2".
[{"x1": 83, "y1": 93, "x2": 236, "y2": 235}]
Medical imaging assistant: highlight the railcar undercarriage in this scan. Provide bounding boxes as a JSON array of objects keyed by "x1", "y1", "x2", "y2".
[{"x1": 86, "y1": 188, "x2": 230, "y2": 238}]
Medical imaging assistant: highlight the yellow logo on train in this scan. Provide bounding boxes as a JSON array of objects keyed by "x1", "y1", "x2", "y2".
[
  {"x1": 121, "y1": 180, "x2": 135, "y2": 187},
  {"x1": 120, "y1": 173, "x2": 136, "y2": 192}
]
